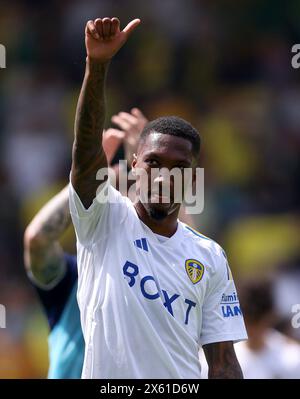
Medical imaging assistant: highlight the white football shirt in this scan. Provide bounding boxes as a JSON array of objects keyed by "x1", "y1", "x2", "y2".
[{"x1": 69, "y1": 181, "x2": 248, "y2": 379}]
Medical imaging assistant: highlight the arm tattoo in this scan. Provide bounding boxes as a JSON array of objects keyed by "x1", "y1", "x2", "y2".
[
  {"x1": 203, "y1": 341, "x2": 243, "y2": 379},
  {"x1": 24, "y1": 186, "x2": 71, "y2": 286},
  {"x1": 71, "y1": 59, "x2": 109, "y2": 208},
  {"x1": 32, "y1": 186, "x2": 71, "y2": 242},
  {"x1": 40, "y1": 198, "x2": 70, "y2": 241}
]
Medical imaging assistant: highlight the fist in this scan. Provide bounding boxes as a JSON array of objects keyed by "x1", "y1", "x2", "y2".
[{"x1": 85, "y1": 17, "x2": 141, "y2": 62}]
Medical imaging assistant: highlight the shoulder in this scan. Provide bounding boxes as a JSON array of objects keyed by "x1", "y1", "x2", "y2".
[
  {"x1": 180, "y1": 222, "x2": 229, "y2": 276},
  {"x1": 181, "y1": 223, "x2": 225, "y2": 257}
]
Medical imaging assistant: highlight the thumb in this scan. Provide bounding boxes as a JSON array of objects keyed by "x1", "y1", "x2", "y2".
[{"x1": 122, "y1": 19, "x2": 141, "y2": 38}]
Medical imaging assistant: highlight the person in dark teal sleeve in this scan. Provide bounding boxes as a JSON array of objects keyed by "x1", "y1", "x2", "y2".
[{"x1": 24, "y1": 186, "x2": 84, "y2": 378}]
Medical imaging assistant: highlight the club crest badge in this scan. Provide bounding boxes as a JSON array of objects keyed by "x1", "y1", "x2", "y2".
[{"x1": 185, "y1": 259, "x2": 205, "y2": 284}]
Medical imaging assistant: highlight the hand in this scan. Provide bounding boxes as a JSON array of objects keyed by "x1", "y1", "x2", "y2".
[
  {"x1": 102, "y1": 128, "x2": 125, "y2": 164},
  {"x1": 111, "y1": 108, "x2": 148, "y2": 163},
  {"x1": 85, "y1": 17, "x2": 141, "y2": 62}
]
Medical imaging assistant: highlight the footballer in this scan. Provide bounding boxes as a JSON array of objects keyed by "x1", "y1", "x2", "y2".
[{"x1": 69, "y1": 17, "x2": 247, "y2": 379}]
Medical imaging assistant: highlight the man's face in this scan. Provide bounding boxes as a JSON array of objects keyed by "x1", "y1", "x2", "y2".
[{"x1": 132, "y1": 132, "x2": 195, "y2": 221}]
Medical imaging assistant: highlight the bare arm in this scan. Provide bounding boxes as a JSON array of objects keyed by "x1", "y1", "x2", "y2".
[
  {"x1": 203, "y1": 341, "x2": 243, "y2": 379},
  {"x1": 71, "y1": 17, "x2": 140, "y2": 208},
  {"x1": 71, "y1": 59, "x2": 109, "y2": 208},
  {"x1": 24, "y1": 186, "x2": 71, "y2": 288}
]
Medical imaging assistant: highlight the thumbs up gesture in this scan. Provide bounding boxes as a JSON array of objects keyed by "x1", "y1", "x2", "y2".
[{"x1": 85, "y1": 17, "x2": 141, "y2": 63}]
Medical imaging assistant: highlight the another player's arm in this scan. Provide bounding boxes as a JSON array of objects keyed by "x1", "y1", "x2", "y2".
[
  {"x1": 203, "y1": 341, "x2": 243, "y2": 379},
  {"x1": 71, "y1": 17, "x2": 140, "y2": 208},
  {"x1": 24, "y1": 186, "x2": 70, "y2": 287}
]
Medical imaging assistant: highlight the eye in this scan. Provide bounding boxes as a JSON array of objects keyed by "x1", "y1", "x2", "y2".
[
  {"x1": 145, "y1": 158, "x2": 159, "y2": 167},
  {"x1": 176, "y1": 165, "x2": 187, "y2": 171}
]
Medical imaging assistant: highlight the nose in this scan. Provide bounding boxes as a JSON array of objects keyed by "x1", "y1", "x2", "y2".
[
  {"x1": 152, "y1": 170, "x2": 174, "y2": 190},
  {"x1": 153, "y1": 173, "x2": 164, "y2": 184},
  {"x1": 150, "y1": 170, "x2": 175, "y2": 200}
]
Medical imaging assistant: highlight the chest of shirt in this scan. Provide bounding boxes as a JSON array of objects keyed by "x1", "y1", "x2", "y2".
[{"x1": 89, "y1": 220, "x2": 215, "y2": 331}]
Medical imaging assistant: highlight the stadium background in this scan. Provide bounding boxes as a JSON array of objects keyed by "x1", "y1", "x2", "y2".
[{"x1": 0, "y1": 0, "x2": 299, "y2": 377}]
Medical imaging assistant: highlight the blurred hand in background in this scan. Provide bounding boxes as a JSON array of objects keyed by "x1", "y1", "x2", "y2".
[{"x1": 111, "y1": 108, "x2": 148, "y2": 164}]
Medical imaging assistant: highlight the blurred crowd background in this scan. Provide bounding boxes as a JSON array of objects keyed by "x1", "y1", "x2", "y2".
[{"x1": 0, "y1": 0, "x2": 299, "y2": 378}]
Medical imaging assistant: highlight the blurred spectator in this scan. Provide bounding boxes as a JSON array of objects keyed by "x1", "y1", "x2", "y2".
[
  {"x1": 236, "y1": 278, "x2": 300, "y2": 378},
  {"x1": 199, "y1": 278, "x2": 300, "y2": 378},
  {"x1": 273, "y1": 257, "x2": 300, "y2": 341}
]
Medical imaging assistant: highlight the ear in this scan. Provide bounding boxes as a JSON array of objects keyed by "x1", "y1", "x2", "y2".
[
  {"x1": 131, "y1": 153, "x2": 137, "y2": 175},
  {"x1": 191, "y1": 154, "x2": 200, "y2": 188},
  {"x1": 191, "y1": 167, "x2": 197, "y2": 191}
]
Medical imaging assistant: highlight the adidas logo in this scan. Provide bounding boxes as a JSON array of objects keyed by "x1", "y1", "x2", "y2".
[{"x1": 134, "y1": 238, "x2": 149, "y2": 252}]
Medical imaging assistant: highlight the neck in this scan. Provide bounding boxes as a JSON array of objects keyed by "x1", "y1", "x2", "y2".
[{"x1": 134, "y1": 201, "x2": 179, "y2": 237}]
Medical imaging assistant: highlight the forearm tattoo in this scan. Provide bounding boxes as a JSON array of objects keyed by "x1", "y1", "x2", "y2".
[
  {"x1": 40, "y1": 193, "x2": 71, "y2": 241},
  {"x1": 203, "y1": 342, "x2": 244, "y2": 379},
  {"x1": 72, "y1": 60, "x2": 109, "y2": 208},
  {"x1": 25, "y1": 187, "x2": 70, "y2": 285}
]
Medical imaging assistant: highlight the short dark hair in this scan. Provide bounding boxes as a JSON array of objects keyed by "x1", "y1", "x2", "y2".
[
  {"x1": 239, "y1": 278, "x2": 275, "y2": 323},
  {"x1": 138, "y1": 116, "x2": 201, "y2": 158}
]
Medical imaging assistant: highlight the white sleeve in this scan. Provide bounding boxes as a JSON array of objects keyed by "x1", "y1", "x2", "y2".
[
  {"x1": 200, "y1": 250, "x2": 248, "y2": 346},
  {"x1": 68, "y1": 178, "x2": 128, "y2": 246}
]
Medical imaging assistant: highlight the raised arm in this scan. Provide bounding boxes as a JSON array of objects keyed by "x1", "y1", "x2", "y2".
[
  {"x1": 24, "y1": 186, "x2": 70, "y2": 287},
  {"x1": 203, "y1": 341, "x2": 243, "y2": 379},
  {"x1": 71, "y1": 17, "x2": 140, "y2": 208}
]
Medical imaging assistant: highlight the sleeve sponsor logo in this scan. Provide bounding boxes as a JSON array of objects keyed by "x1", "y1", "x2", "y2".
[{"x1": 220, "y1": 292, "x2": 242, "y2": 318}]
